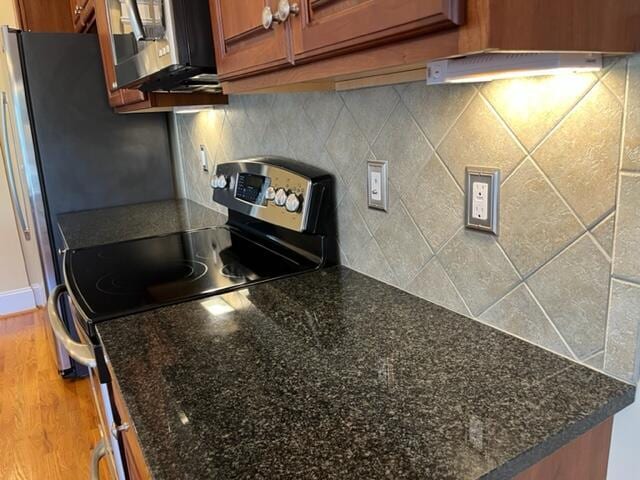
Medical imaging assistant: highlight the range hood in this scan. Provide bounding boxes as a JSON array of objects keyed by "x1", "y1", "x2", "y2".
[{"x1": 427, "y1": 53, "x2": 602, "y2": 85}]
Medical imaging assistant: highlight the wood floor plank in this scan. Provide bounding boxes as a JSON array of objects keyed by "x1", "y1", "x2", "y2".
[{"x1": 0, "y1": 310, "x2": 101, "y2": 479}]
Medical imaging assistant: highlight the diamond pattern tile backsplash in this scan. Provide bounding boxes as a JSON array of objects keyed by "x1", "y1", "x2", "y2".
[{"x1": 173, "y1": 55, "x2": 640, "y2": 383}]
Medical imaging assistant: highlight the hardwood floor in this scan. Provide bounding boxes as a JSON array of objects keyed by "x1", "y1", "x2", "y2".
[{"x1": 0, "y1": 310, "x2": 101, "y2": 479}]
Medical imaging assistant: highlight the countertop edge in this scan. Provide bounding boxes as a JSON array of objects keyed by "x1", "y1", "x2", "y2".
[{"x1": 483, "y1": 383, "x2": 636, "y2": 480}]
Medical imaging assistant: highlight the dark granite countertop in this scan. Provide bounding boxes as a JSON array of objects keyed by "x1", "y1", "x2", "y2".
[
  {"x1": 97, "y1": 266, "x2": 635, "y2": 480},
  {"x1": 58, "y1": 199, "x2": 226, "y2": 249}
]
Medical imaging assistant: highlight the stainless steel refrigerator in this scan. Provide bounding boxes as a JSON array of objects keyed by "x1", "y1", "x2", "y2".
[{"x1": 0, "y1": 27, "x2": 175, "y2": 377}]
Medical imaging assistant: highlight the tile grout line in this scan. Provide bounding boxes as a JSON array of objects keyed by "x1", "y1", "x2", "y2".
[
  {"x1": 527, "y1": 156, "x2": 590, "y2": 231},
  {"x1": 527, "y1": 74, "x2": 602, "y2": 157},
  {"x1": 477, "y1": 89, "x2": 530, "y2": 158},
  {"x1": 521, "y1": 230, "x2": 591, "y2": 283},
  {"x1": 432, "y1": 87, "x2": 480, "y2": 152},
  {"x1": 523, "y1": 282, "x2": 579, "y2": 360}
]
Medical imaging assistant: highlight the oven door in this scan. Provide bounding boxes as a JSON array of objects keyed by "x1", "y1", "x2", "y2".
[
  {"x1": 47, "y1": 284, "x2": 127, "y2": 480},
  {"x1": 106, "y1": 0, "x2": 178, "y2": 88}
]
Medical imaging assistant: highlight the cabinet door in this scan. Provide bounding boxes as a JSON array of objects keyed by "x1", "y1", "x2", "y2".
[
  {"x1": 210, "y1": 0, "x2": 294, "y2": 79},
  {"x1": 15, "y1": 0, "x2": 74, "y2": 32},
  {"x1": 291, "y1": 0, "x2": 465, "y2": 62}
]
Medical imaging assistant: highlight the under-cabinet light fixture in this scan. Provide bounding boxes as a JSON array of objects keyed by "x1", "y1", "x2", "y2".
[
  {"x1": 173, "y1": 106, "x2": 219, "y2": 114},
  {"x1": 427, "y1": 53, "x2": 602, "y2": 85}
]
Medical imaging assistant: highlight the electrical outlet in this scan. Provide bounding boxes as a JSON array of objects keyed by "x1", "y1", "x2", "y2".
[
  {"x1": 465, "y1": 167, "x2": 500, "y2": 234},
  {"x1": 199, "y1": 145, "x2": 209, "y2": 173}
]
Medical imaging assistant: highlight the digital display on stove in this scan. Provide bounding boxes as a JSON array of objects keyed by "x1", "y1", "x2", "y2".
[{"x1": 236, "y1": 173, "x2": 267, "y2": 204}]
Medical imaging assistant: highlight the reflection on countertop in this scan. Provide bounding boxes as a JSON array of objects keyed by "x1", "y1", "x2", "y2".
[
  {"x1": 97, "y1": 266, "x2": 635, "y2": 480},
  {"x1": 57, "y1": 199, "x2": 226, "y2": 250}
]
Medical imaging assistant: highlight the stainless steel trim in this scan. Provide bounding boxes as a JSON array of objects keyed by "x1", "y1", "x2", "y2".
[
  {"x1": 123, "y1": 0, "x2": 147, "y2": 41},
  {"x1": 109, "y1": 0, "x2": 178, "y2": 88},
  {"x1": 213, "y1": 159, "x2": 313, "y2": 232},
  {"x1": 47, "y1": 285, "x2": 97, "y2": 368},
  {"x1": 3, "y1": 27, "x2": 65, "y2": 350},
  {"x1": 1, "y1": 91, "x2": 30, "y2": 240},
  {"x1": 67, "y1": 293, "x2": 127, "y2": 480},
  {"x1": 90, "y1": 440, "x2": 107, "y2": 480}
]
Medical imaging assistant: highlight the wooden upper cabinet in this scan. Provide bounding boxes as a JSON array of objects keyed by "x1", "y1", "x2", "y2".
[
  {"x1": 210, "y1": 0, "x2": 294, "y2": 79},
  {"x1": 14, "y1": 0, "x2": 74, "y2": 32},
  {"x1": 291, "y1": 0, "x2": 465, "y2": 62}
]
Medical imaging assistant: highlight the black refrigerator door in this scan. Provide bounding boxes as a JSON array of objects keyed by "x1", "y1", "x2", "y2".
[{"x1": 19, "y1": 32, "x2": 175, "y2": 377}]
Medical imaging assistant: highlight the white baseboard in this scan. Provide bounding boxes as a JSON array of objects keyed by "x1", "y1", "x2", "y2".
[
  {"x1": 0, "y1": 287, "x2": 36, "y2": 316},
  {"x1": 31, "y1": 283, "x2": 47, "y2": 307}
]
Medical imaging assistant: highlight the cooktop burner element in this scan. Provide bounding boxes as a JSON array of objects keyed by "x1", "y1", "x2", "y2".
[
  {"x1": 96, "y1": 260, "x2": 209, "y2": 296},
  {"x1": 66, "y1": 226, "x2": 318, "y2": 323}
]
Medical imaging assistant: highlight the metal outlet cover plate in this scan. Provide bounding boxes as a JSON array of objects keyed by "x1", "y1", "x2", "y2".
[
  {"x1": 367, "y1": 160, "x2": 388, "y2": 211},
  {"x1": 465, "y1": 166, "x2": 500, "y2": 235}
]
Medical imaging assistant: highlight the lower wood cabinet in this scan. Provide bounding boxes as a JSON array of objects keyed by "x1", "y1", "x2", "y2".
[
  {"x1": 514, "y1": 417, "x2": 613, "y2": 480},
  {"x1": 112, "y1": 376, "x2": 152, "y2": 480}
]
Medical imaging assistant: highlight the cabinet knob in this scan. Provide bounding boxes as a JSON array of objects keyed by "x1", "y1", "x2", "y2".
[
  {"x1": 276, "y1": 0, "x2": 300, "y2": 23},
  {"x1": 262, "y1": 6, "x2": 279, "y2": 30}
]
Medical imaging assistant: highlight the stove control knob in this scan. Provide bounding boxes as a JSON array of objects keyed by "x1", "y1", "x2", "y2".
[
  {"x1": 265, "y1": 186, "x2": 276, "y2": 201},
  {"x1": 285, "y1": 193, "x2": 301, "y2": 212},
  {"x1": 215, "y1": 175, "x2": 228, "y2": 189},
  {"x1": 274, "y1": 188, "x2": 287, "y2": 206}
]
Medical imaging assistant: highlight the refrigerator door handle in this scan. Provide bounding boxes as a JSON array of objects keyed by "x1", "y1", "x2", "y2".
[
  {"x1": 47, "y1": 284, "x2": 97, "y2": 368},
  {"x1": 1, "y1": 90, "x2": 30, "y2": 240}
]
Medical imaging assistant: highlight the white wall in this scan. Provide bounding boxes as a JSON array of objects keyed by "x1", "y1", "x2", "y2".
[
  {"x1": 608, "y1": 390, "x2": 640, "y2": 480},
  {"x1": 0, "y1": 0, "x2": 33, "y2": 314}
]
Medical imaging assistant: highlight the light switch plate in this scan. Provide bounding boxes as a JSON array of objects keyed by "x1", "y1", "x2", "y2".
[
  {"x1": 199, "y1": 145, "x2": 209, "y2": 173},
  {"x1": 367, "y1": 160, "x2": 388, "y2": 211},
  {"x1": 465, "y1": 167, "x2": 500, "y2": 234}
]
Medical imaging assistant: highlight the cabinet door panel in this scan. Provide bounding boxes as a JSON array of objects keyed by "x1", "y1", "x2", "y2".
[
  {"x1": 210, "y1": 0, "x2": 293, "y2": 79},
  {"x1": 292, "y1": 0, "x2": 465, "y2": 61}
]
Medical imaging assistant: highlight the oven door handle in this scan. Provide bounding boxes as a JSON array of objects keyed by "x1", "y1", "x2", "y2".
[
  {"x1": 47, "y1": 284, "x2": 97, "y2": 368},
  {"x1": 90, "y1": 439, "x2": 107, "y2": 480}
]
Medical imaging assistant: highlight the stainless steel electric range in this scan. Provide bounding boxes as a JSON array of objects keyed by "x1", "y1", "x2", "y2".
[{"x1": 46, "y1": 158, "x2": 336, "y2": 479}]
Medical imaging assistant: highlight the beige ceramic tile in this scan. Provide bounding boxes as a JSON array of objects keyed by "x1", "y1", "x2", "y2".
[
  {"x1": 303, "y1": 91, "x2": 344, "y2": 142},
  {"x1": 400, "y1": 82, "x2": 476, "y2": 146},
  {"x1": 351, "y1": 237, "x2": 399, "y2": 288},
  {"x1": 406, "y1": 258, "x2": 470, "y2": 316},
  {"x1": 613, "y1": 174, "x2": 640, "y2": 283},
  {"x1": 373, "y1": 201, "x2": 433, "y2": 288},
  {"x1": 527, "y1": 235, "x2": 610, "y2": 359},
  {"x1": 401, "y1": 157, "x2": 464, "y2": 251},
  {"x1": 326, "y1": 106, "x2": 370, "y2": 184},
  {"x1": 341, "y1": 86, "x2": 399, "y2": 144},
  {"x1": 480, "y1": 284, "x2": 571, "y2": 357},
  {"x1": 438, "y1": 228, "x2": 521, "y2": 316},
  {"x1": 438, "y1": 95, "x2": 526, "y2": 187},
  {"x1": 499, "y1": 159, "x2": 583, "y2": 276},
  {"x1": 601, "y1": 58, "x2": 627, "y2": 103},
  {"x1": 372, "y1": 101, "x2": 434, "y2": 186},
  {"x1": 336, "y1": 193, "x2": 372, "y2": 264},
  {"x1": 534, "y1": 83, "x2": 622, "y2": 227},
  {"x1": 591, "y1": 213, "x2": 615, "y2": 257},
  {"x1": 482, "y1": 73, "x2": 596, "y2": 151},
  {"x1": 623, "y1": 55, "x2": 640, "y2": 171},
  {"x1": 604, "y1": 279, "x2": 640, "y2": 383}
]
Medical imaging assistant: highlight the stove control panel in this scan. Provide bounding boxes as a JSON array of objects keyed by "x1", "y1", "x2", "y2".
[{"x1": 212, "y1": 158, "x2": 331, "y2": 233}]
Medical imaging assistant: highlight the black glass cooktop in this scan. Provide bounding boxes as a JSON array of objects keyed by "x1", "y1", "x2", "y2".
[{"x1": 65, "y1": 226, "x2": 318, "y2": 323}]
